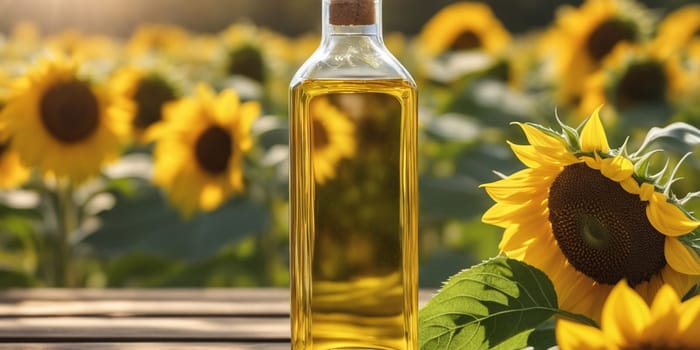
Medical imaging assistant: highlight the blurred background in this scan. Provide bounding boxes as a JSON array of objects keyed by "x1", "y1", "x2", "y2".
[
  {"x1": 0, "y1": 0, "x2": 698, "y2": 288},
  {"x1": 0, "y1": 0, "x2": 688, "y2": 35}
]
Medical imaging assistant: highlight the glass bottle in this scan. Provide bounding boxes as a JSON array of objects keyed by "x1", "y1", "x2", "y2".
[{"x1": 289, "y1": 0, "x2": 418, "y2": 349}]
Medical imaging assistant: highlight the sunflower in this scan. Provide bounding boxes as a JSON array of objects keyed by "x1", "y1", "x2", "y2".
[
  {"x1": 384, "y1": 32, "x2": 408, "y2": 62},
  {"x1": 147, "y1": 84, "x2": 260, "y2": 217},
  {"x1": 417, "y1": 2, "x2": 511, "y2": 58},
  {"x1": 109, "y1": 66, "x2": 179, "y2": 142},
  {"x1": 45, "y1": 30, "x2": 120, "y2": 61},
  {"x1": 557, "y1": 280, "x2": 700, "y2": 349},
  {"x1": 288, "y1": 34, "x2": 321, "y2": 68},
  {"x1": 0, "y1": 56, "x2": 130, "y2": 182},
  {"x1": 543, "y1": 0, "x2": 655, "y2": 106},
  {"x1": 219, "y1": 23, "x2": 290, "y2": 112},
  {"x1": 654, "y1": 5, "x2": 700, "y2": 59},
  {"x1": 481, "y1": 109, "x2": 700, "y2": 323},
  {"x1": 181, "y1": 33, "x2": 220, "y2": 64},
  {"x1": 126, "y1": 24, "x2": 191, "y2": 59},
  {"x1": 2, "y1": 21, "x2": 41, "y2": 61},
  {"x1": 219, "y1": 23, "x2": 289, "y2": 85},
  {"x1": 579, "y1": 43, "x2": 689, "y2": 116},
  {"x1": 309, "y1": 96, "x2": 356, "y2": 184}
]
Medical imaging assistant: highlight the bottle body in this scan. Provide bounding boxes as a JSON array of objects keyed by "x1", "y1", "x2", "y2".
[
  {"x1": 289, "y1": 2, "x2": 418, "y2": 348},
  {"x1": 290, "y1": 79, "x2": 417, "y2": 349}
]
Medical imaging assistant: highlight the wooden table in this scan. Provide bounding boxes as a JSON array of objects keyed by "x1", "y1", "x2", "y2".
[{"x1": 0, "y1": 288, "x2": 434, "y2": 349}]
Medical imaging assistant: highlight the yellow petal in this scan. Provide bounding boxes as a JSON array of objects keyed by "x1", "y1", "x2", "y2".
[
  {"x1": 639, "y1": 182, "x2": 655, "y2": 201},
  {"x1": 600, "y1": 155, "x2": 634, "y2": 182},
  {"x1": 234, "y1": 101, "x2": 261, "y2": 151},
  {"x1": 482, "y1": 202, "x2": 518, "y2": 227},
  {"x1": 678, "y1": 295, "x2": 700, "y2": 347},
  {"x1": 200, "y1": 182, "x2": 226, "y2": 211},
  {"x1": 556, "y1": 318, "x2": 611, "y2": 350},
  {"x1": 517, "y1": 122, "x2": 566, "y2": 150},
  {"x1": 481, "y1": 168, "x2": 555, "y2": 191},
  {"x1": 485, "y1": 186, "x2": 544, "y2": 204},
  {"x1": 508, "y1": 142, "x2": 546, "y2": 168},
  {"x1": 659, "y1": 266, "x2": 697, "y2": 296},
  {"x1": 482, "y1": 169, "x2": 551, "y2": 203},
  {"x1": 580, "y1": 106, "x2": 610, "y2": 153},
  {"x1": 641, "y1": 284, "x2": 680, "y2": 344},
  {"x1": 508, "y1": 141, "x2": 571, "y2": 169},
  {"x1": 482, "y1": 200, "x2": 546, "y2": 227},
  {"x1": 647, "y1": 193, "x2": 699, "y2": 236},
  {"x1": 619, "y1": 178, "x2": 640, "y2": 195},
  {"x1": 602, "y1": 280, "x2": 650, "y2": 345},
  {"x1": 213, "y1": 89, "x2": 240, "y2": 125},
  {"x1": 583, "y1": 155, "x2": 601, "y2": 170},
  {"x1": 665, "y1": 238, "x2": 700, "y2": 275},
  {"x1": 195, "y1": 83, "x2": 214, "y2": 102},
  {"x1": 228, "y1": 154, "x2": 244, "y2": 190},
  {"x1": 237, "y1": 101, "x2": 261, "y2": 132}
]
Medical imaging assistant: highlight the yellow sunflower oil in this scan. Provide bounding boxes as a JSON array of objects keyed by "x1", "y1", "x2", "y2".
[{"x1": 289, "y1": 1, "x2": 418, "y2": 349}]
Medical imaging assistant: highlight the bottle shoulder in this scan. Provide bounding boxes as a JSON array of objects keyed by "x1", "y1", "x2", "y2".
[{"x1": 290, "y1": 35, "x2": 415, "y2": 87}]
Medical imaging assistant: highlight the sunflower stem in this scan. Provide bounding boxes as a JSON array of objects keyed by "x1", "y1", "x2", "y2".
[
  {"x1": 260, "y1": 180, "x2": 283, "y2": 286},
  {"x1": 36, "y1": 178, "x2": 59, "y2": 287},
  {"x1": 254, "y1": 160, "x2": 285, "y2": 287},
  {"x1": 52, "y1": 178, "x2": 79, "y2": 287}
]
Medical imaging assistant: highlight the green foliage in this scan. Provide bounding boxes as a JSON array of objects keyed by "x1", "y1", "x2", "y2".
[
  {"x1": 102, "y1": 238, "x2": 288, "y2": 287},
  {"x1": 633, "y1": 122, "x2": 700, "y2": 157},
  {"x1": 0, "y1": 209, "x2": 40, "y2": 287},
  {"x1": 104, "y1": 252, "x2": 186, "y2": 287},
  {"x1": 419, "y1": 257, "x2": 559, "y2": 350},
  {"x1": 525, "y1": 321, "x2": 557, "y2": 350},
  {"x1": 0, "y1": 269, "x2": 38, "y2": 287},
  {"x1": 86, "y1": 186, "x2": 270, "y2": 261}
]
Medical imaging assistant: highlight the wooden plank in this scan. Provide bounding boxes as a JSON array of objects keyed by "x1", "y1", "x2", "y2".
[
  {"x1": 0, "y1": 290, "x2": 439, "y2": 346},
  {"x1": 0, "y1": 343, "x2": 289, "y2": 350},
  {"x1": 0, "y1": 288, "x2": 289, "y2": 302},
  {"x1": 0, "y1": 288, "x2": 435, "y2": 302},
  {"x1": 0, "y1": 317, "x2": 290, "y2": 340},
  {"x1": 0, "y1": 289, "x2": 436, "y2": 317},
  {"x1": 0, "y1": 300, "x2": 288, "y2": 317}
]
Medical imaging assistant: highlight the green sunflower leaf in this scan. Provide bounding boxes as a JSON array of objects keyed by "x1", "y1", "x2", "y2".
[
  {"x1": 633, "y1": 122, "x2": 700, "y2": 157},
  {"x1": 418, "y1": 256, "x2": 559, "y2": 350}
]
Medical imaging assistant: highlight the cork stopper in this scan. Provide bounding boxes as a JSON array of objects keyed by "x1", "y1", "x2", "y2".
[{"x1": 329, "y1": 0, "x2": 375, "y2": 26}]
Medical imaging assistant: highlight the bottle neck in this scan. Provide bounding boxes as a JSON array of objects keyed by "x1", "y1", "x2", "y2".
[
  {"x1": 290, "y1": 0, "x2": 414, "y2": 83},
  {"x1": 321, "y1": 0, "x2": 382, "y2": 39}
]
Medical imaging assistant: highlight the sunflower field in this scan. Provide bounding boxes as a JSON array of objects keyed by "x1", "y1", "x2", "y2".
[{"x1": 0, "y1": 0, "x2": 698, "y2": 309}]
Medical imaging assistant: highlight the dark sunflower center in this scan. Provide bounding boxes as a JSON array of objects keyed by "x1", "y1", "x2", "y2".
[
  {"x1": 132, "y1": 76, "x2": 177, "y2": 130},
  {"x1": 227, "y1": 45, "x2": 265, "y2": 83},
  {"x1": 449, "y1": 31, "x2": 482, "y2": 51},
  {"x1": 40, "y1": 80, "x2": 100, "y2": 143},
  {"x1": 548, "y1": 163, "x2": 666, "y2": 286},
  {"x1": 312, "y1": 118, "x2": 330, "y2": 150},
  {"x1": 194, "y1": 125, "x2": 232, "y2": 175},
  {"x1": 586, "y1": 19, "x2": 637, "y2": 62},
  {"x1": 0, "y1": 141, "x2": 8, "y2": 156},
  {"x1": 616, "y1": 61, "x2": 667, "y2": 110}
]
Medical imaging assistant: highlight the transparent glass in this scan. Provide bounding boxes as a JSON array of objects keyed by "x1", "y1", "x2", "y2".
[{"x1": 290, "y1": 0, "x2": 418, "y2": 349}]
